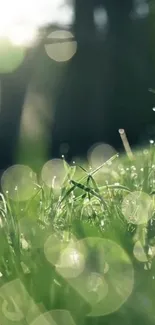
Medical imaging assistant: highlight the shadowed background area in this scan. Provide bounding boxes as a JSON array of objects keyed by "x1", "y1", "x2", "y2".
[{"x1": 0, "y1": 0, "x2": 155, "y2": 170}]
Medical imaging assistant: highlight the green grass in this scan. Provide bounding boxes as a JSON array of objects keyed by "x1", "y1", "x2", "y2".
[{"x1": 0, "y1": 145, "x2": 155, "y2": 324}]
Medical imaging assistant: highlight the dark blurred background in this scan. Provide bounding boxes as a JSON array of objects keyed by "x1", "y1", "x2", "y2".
[{"x1": 0, "y1": 0, "x2": 155, "y2": 170}]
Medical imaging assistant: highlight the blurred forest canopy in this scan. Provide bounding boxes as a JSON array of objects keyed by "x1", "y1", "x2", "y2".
[{"x1": 0, "y1": 0, "x2": 155, "y2": 170}]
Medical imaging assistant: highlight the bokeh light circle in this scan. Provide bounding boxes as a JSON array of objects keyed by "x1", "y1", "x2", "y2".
[
  {"x1": 18, "y1": 217, "x2": 50, "y2": 249},
  {"x1": 8, "y1": 25, "x2": 37, "y2": 46},
  {"x1": 41, "y1": 158, "x2": 68, "y2": 189},
  {"x1": 44, "y1": 233, "x2": 85, "y2": 278},
  {"x1": 94, "y1": 7, "x2": 108, "y2": 30},
  {"x1": 133, "y1": 241, "x2": 148, "y2": 262},
  {"x1": 104, "y1": 262, "x2": 109, "y2": 274},
  {"x1": 88, "y1": 143, "x2": 116, "y2": 169},
  {"x1": 87, "y1": 272, "x2": 108, "y2": 304},
  {"x1": 31, "y1": 309, "x2": 76, "y2": 325},
  {"x1": 56, "y1": 246, "x2": 85, "y2": 279},
  {"x1": 122, "y1": 191, "x2": 152, "y2": 225},
  {"x1": 0, "y1": 38, "x2": 25, "y2": 73},
  {"x1": 44, "y1": 30, "x2": 77, "y2": 62},
  {"x1": 0, "y1": 278, "x2": 40, "y2": 324},
  {"x1": 67, "y1": 237, "x2": 134, "y2": 316},
  {"x1": 44, "y1": 233, "x2": 68, "y2": 266},
  {"x1": 1, "y1": 165, "x2": 37, "y2": 201}
]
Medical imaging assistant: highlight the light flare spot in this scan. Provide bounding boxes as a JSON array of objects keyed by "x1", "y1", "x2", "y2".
[
  {"x1": 1, "y1": 165, "x2": 37, "y2": 201},
  {"x1": 66, "y1": 237, "x2": 134, "y2": 317},
  {"x1": 133, "y1": 241, "x2": 148, "y2": 262},
  {"x1": 122, "y1": 191, "x2": 152, "y2": 225},
  {"x1": 88, "y1": 143, "x2": 116, "y2": 170},
  {"x1": 41, "y1": 159, "x2": 68, "y2": 189},
  {"x1": 31, "y1": 309, "x2": 76, "y2": 325},
  {"x1": 45, "y1": 30, "x2": 77, "y2": 62},
  {"x1": 56, "y1": 247, "x2": 85, "y2": 279},
  {"x1": 87, "y1": 272, "x2": 108, "y2": 304},
  {"x1": 8, "y1": 25, "x2": 38, "y2": 46},
  {"x1": 94, "y1": 7, "x2": 108, "y2": 30},
  {"x1": 44, "y1": 233, "x2": 79, "y2": 266},
  {"x1": 0, "y1": 279, "x2": 40, "y2": 323}
]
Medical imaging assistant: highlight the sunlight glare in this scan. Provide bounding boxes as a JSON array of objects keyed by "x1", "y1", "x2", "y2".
[
  {"x1": 87, "y1": 272, "x2": 108, "y2": 304},
  {"x1": 9, "y1": 25, "x2": 38, "y2": 46},
  {"x1": 31, "y1": 310, "x2": 76, "y2": 325},
  {"x1": 0, "y1": 0, "x2": 74, "y2": 46}
]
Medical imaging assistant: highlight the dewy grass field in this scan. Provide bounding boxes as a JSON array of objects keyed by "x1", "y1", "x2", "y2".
[{"x1": 0, "y1": 144, "x2": 155, "y2": 325}]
